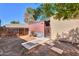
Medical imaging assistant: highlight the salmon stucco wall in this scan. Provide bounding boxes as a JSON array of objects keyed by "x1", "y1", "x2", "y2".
[{"x1": 28, "y1": 22, "x2": 45, "y2": 33}]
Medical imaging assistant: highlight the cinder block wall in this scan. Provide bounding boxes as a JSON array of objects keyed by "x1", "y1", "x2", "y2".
[{"x1": 50, "y1": 16, "x2": 79, "y2": 40}]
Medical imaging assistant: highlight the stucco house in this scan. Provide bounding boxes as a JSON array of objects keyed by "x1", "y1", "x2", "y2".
[
  {"x1": 4, "y1": 20, "x2": 50, "y2": 37},
  {"x1": 28, "y1": 20, "x2": 50, "y2": 37},
  {"x1": 5, "y1": 24, "x2": 29, "y2": 36}
]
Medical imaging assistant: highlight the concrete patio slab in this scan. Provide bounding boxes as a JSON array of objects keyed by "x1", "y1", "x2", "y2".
[{"x1": 21, "y1": 37, "x2": 49, "y2": 50}]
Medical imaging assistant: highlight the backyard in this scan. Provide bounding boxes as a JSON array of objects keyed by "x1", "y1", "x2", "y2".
[
  {"x1": 1, "y1": 3, "x2": 79, "y2": 56},
  {"x1": 0, "y1": 30, "x2": 79, "y2": 56}
]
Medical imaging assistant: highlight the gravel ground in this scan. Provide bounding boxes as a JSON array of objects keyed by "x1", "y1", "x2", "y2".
[
  {"x1": 0, "y1": 36, "x2": 79, "y2": 56},
  {"x1": 0, "y1": 37, "x2": 26, "y2": 56}
]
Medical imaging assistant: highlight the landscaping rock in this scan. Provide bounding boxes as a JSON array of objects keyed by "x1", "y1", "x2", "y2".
[{"x1": 58, "y1": 27, "x2": 79, "y2": 44}]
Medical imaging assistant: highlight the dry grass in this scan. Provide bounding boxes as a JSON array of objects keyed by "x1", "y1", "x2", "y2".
[{"x1": 19, "y1": 35, "x2": 37, "y2": 41}]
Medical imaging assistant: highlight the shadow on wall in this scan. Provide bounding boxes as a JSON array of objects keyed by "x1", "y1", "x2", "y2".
[{"x1": 50, "y1": 16, "x2": 79, "y2": 39}]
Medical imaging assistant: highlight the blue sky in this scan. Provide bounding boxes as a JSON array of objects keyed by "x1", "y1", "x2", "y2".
[{"x1": 0, "y1": 3, "x2": 40, "y2": 25}]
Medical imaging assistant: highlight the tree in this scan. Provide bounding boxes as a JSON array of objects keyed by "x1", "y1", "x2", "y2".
[
  {"x1": 25, "y1": 3, "x2": 79, "y2": 21},
  {"x1": 24, "y1": 7, "x2": 35, "y2": 24},
  {"x1": 35, "y1": 4, "x2": 56, "y2": 20},
  {"x1": 54, "y1": 3, "x2": 79, "y2": 20},
  {"x1": 10, "y1": 21, "x2": 20, "y2": 24}
]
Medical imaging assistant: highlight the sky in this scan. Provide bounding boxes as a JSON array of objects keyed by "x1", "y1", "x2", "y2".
[{"x1": 0, "y1": 3, "x2": 40, "y2": 26}]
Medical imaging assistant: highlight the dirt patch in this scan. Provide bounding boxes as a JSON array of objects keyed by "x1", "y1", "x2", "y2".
[{"x1": 0, "y1": 37, "x2": 26, "y2": 56}]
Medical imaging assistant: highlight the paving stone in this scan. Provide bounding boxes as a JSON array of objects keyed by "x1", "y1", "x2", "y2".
[{"x1": 50, "y1": 46, "x2": 63, "y2": 54}]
